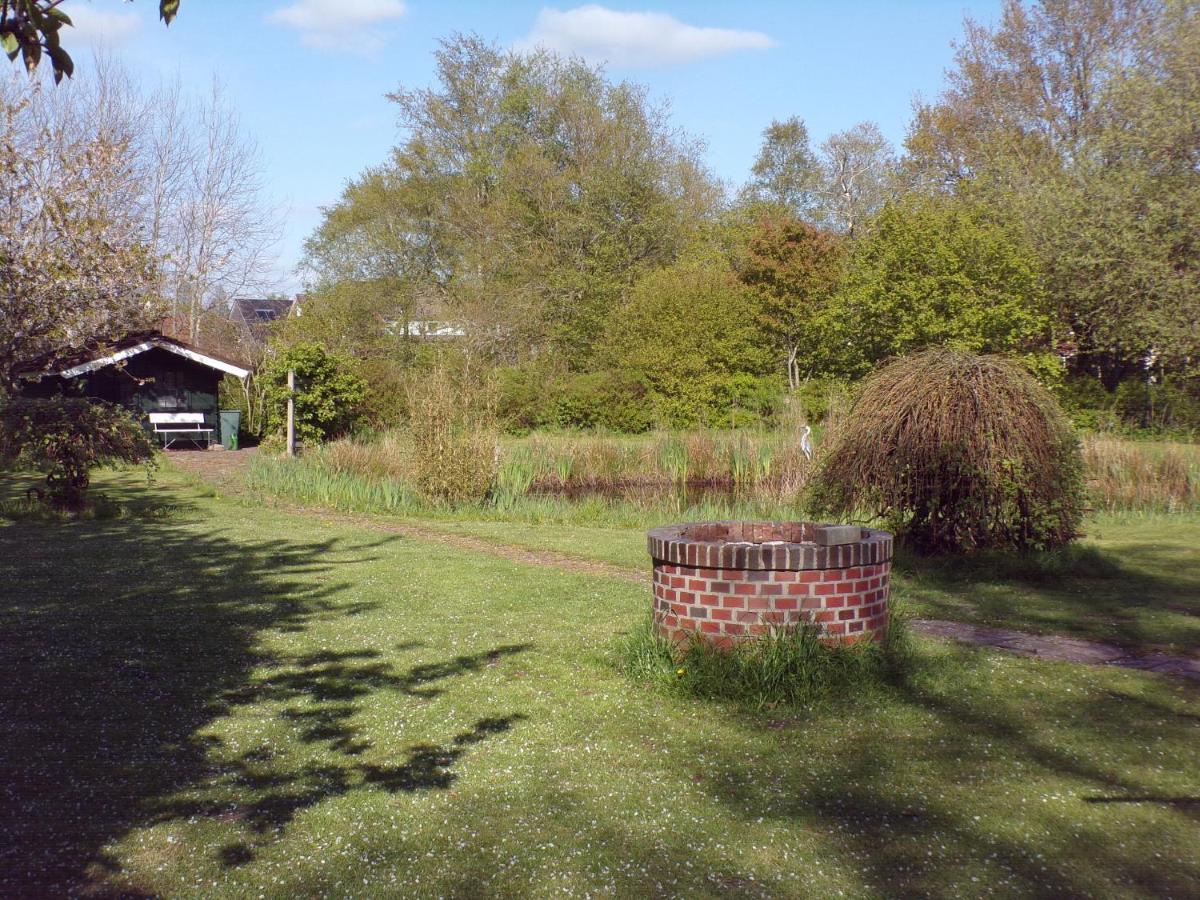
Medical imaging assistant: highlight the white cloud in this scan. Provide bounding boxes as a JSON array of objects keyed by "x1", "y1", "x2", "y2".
[
  {"x1": 516, "y1": 5, "x2": 776, "y2": 68},
  {"x1": 68, "y1": 6, "x2": 143, "y2": 46},
  {"x1": 266, "y1": 0, "x2": 407, "y2": 53}
]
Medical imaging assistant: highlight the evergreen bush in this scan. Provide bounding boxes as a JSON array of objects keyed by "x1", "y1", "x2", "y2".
[{"x1": 261, "y1": 343, "x2": 367, "y2": 448}]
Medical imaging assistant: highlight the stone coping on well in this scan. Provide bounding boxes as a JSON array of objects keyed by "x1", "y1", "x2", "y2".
[{"x1": 647, "y1": 521, "x2": 893, "y2": 572}]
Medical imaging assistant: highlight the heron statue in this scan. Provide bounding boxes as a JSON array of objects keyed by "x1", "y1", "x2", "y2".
[{"x1": 800, "y1": 425, "x2": 814, "y2": 461}]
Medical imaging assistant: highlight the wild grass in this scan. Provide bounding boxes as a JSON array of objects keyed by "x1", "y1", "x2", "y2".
[
  {"x1": 1082, "y1": 434, "x2": 1200, "y2": 512},
  {"x1": 246, "y1": 449, "x2": 806, "y2": 527},
  {"x1": 248, "y1": 426, "x2": 1197, "y2": 527}
]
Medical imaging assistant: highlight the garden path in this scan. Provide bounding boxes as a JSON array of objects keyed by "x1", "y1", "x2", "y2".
[{"x1": 166, "y1": 448, "x2": 1200, "y2": 683}]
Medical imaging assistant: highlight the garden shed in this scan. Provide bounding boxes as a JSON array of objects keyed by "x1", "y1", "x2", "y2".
[{"x1": 18, "y1": 332, "x2": 251, "y2": 447}]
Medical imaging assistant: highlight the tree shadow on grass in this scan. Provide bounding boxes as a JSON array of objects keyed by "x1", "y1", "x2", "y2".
[
  {"x1": 693, "y1": 646, "x2": 1200, "y2": 896},
  {"x1": 0, "y1": 479, "x2": 530, "y2": 894},
  {"x1": 893, "y1": 540, "x2": 1200, "y2": 652}
]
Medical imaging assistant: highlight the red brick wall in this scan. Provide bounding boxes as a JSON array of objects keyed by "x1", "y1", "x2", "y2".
[{"x1": 647, "y1": 522, "x2": 893, "y2": 648}]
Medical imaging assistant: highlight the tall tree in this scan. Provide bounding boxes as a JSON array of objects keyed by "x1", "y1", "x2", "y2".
[
  {"x1": 818, "y1": 122, "x2": 895, "y2": 238},
  {"x1": 0, "y1": 78, "x2": 158, "y2": 389},
  {"x1": 743, "y1": 117, "x2": 822, "y2": 218},
  {"x1": 304, "y1": 36, "x2": 718, "y2": 368},
  {"x1": 904, "y1": 0, "x2": 1198, "y2": 379},
  {"x1": 744, "y1": 117, "x2": 895, "y2": 236},
  {"x1": 738, "y1": 217, "x2": 844, "y2": 389},
  {"x1": 165, "y1": 81, "x2": 279, "y2": 344}
]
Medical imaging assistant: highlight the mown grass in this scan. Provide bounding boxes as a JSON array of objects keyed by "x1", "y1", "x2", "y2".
[
  {"x1": 414, "y1": 513, "x2": 1200, "y2": 653},
  {"x1": 1, "y1": 470, "x2": 1199, "y2": 897}
]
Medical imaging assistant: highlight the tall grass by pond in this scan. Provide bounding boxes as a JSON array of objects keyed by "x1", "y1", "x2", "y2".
[
  {"x1": 245, "y1": 428, "x2": 1200, "y2": 523},
  {"x1": 1082, "y1": 435, "x2": 1200, "y2": 512}
]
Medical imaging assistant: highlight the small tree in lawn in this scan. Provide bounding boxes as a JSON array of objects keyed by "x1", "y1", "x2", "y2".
[
  {"x1": 0, "y1": 398, "x2": 155, "y2": 512},
  {"x1": 810, "y1": 348, "x2": 1084, "y2": 554},
  {"x1": 261, "y1": 343, "x2": 366, "y2": 449}
]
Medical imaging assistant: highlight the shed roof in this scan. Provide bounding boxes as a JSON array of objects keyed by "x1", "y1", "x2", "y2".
[{"x1": 18, "y1": 332, "x2": 251, "y2": 381}]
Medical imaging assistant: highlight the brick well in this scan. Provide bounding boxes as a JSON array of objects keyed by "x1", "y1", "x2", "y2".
[{"x1": 647, "y1": 521, "x2": 893, "y2": 648}]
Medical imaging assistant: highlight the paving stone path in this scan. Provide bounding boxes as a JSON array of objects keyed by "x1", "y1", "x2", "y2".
[
  {"x1": 167, "y1": 448, "x2": 1200, "y2": 684},
  {"x1": 911, "y1": 619, "x2": 1200, "y2": 682}
]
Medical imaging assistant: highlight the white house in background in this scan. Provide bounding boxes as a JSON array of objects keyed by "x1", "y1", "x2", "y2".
[
  {"x1": 380, "y1": 319, "x2": 467, "y2": 340},
  {"x1": 400, "y1": 320, "x2": 467, "y2": 340}
]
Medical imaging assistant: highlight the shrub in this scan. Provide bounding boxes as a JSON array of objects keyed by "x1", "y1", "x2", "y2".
[
  {"x1": 496, "y1": 362, "x2": 560, "y2": 433},
  {"x1": 261, "y1": 343, "x2": 367, "y2": 448},
  {"x1": 0, "y1": 397, "x2": 155, "y2": 511},
  {"x1": 600, "y1": 254, "x2": 775, "y2": 428},
  {"x1": 406, "y1": 367, "x2": 498, "y2": 504},
  {"x1": 810, "y1": 348, "x2": 1084, "y2": 553},
  {"x1": 793, "y1": 377, "x2": 852, "y2": 424},
  {"x1": 1113, "y1": 377, "x2": 1200, "y2": 433},
  {"x1": 555, "y1": 370, "x2": 655, "y2": 432},
  {"x1": 1056, "y1": 374, "x2": 1119, "y2": 431}
]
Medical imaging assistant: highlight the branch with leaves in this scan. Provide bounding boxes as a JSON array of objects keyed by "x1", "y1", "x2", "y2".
[{"x1": 1, "y1": 1, "x2": 179, "y2": 82}]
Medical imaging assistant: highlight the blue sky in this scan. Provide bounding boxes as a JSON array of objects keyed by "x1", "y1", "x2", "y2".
[{"x1": 65, "y1": 0, "x2": 1002, "y2": 292}]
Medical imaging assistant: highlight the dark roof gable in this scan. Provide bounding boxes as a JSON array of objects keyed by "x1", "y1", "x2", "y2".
[{"x1": 230, "y1": 297, "x2": 293, "y2": 325}]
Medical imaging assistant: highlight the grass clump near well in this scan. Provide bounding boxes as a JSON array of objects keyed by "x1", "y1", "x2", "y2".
[
  {"x1": 811, "y1": 348, "x2": 1085, "y2": 553},
  {"x1": 618, "y1": 614, "x2": 913, "y2": 709}
]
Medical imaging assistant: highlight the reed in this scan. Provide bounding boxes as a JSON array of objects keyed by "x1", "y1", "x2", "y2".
[
  {"x1": 658, "y1": 435, "x2": 690, "y2": 484},
  {"x1": 1082, "y1": 436, "x2": 1199, "y2": 513},
  {"x1": 248, "y1": 423, "x2": 1198, "y2": 524},
  {"x1": 493, "y1": 446, "x2": 540, "y2": 509}
]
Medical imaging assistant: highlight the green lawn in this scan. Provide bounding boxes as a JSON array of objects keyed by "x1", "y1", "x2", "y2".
[
  {"x1": 1, "y1": 471, "x2": 1199, "y2": 896},
  {"x1": 419, "y1": 514, "x2": 1200, "y2": 653}
]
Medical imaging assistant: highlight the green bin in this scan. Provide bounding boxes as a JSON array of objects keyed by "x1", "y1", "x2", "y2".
[{"x1": 219, "y1": 410, "x2": 241, "y2": 450}]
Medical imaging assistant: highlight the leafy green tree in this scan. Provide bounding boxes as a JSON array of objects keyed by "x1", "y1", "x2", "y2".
[
  {"x1": 600, "y1": 254, "x2": 776, "y2": 427},
  {"x1": 1, "y1": 1, "x2": 180, "y2": 82},
  {"x1": 904, "y1": 0, "x2": 1199, "y2": 380},
  {"x1": 0, "y1": 397, "x2": 155, "y2": 511},
  {"x1": 737, "y1": 216, "x2": 845, "y2": 389},
  {"x1": 261, "y1": 343, "x2": 367, "y2": 447},
  {"x1": 822, "y1": 197, "x2": 1050, "y2": 376},
  {"x1": 742, "y1": 117, "x2": 822, "y2": 218},
  {"x1": 304, "y1": 36, "x2": 718, "y2": 369}
]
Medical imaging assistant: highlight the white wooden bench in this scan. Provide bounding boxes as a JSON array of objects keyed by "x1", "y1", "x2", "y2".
[{"x1": 148, "y1": 412, "x2": 214, "y2": 449}]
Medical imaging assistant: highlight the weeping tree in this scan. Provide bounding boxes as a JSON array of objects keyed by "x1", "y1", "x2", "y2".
[{"x1": 810, "y1": 348, "x2": 1084, "y2": 553}]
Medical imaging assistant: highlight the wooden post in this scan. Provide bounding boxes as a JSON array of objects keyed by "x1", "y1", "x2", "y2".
[{"x1": 286, "y1": 368, "x2": 296, "y2": 457}]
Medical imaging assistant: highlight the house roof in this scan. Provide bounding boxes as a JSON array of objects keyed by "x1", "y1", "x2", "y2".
[
  {"x1": 18, "y1": 332, "x2": 251, "y2": 381},
  {"x1": 230, "y1": 297, "x2": 294, "y2": 325}
]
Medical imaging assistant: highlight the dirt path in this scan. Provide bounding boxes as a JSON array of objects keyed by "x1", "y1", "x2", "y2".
[
  {"x1": 167, "y1": 448, "x2": 642, "y2": 583},
  {"x1": 166, "y1": 448, "x2": 1200, "y2": 683}
]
